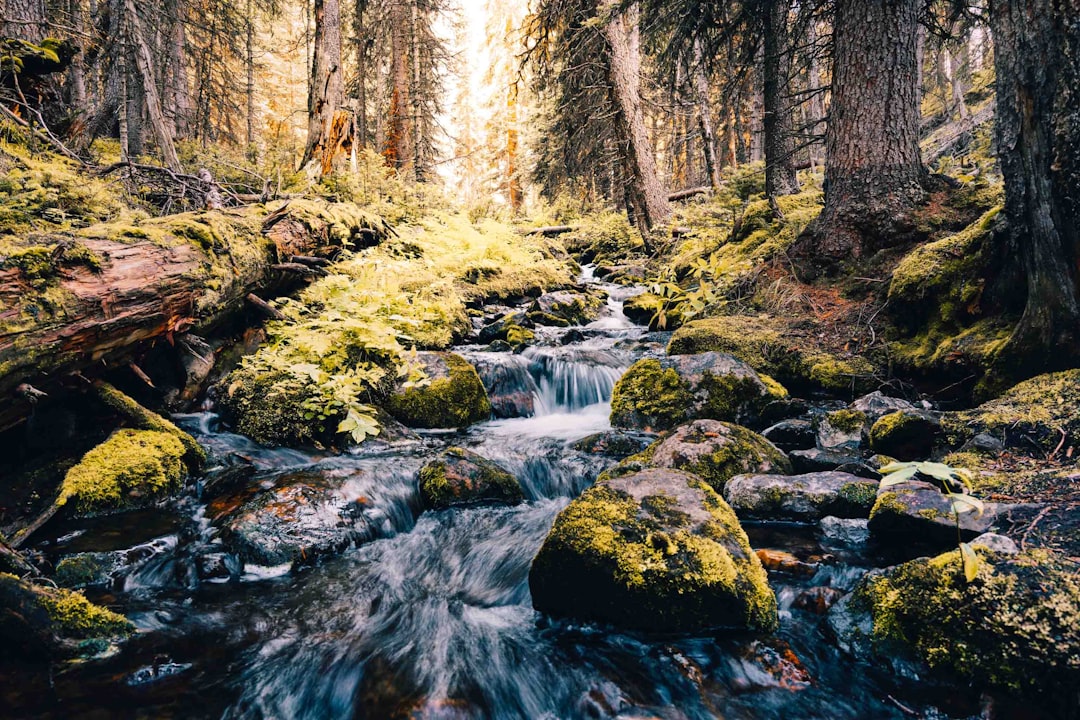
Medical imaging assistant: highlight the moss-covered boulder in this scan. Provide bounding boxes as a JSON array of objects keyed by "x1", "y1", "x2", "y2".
[
  {"x1": 571, "y1": 430, "x2": 658, "y2": 459},
  {"x1": 850, "y1": 391, "x2": 919, "y2": 423},
  {"x1": 418, "y1": 448, "x2": 524, "y2": 510},
  {"x1": 941, "y1": 369, "x2": 1080, "y2": 455},
  {"x1": 218, "y1": 366, "x2": 332, "y2": 447},
  {"x1": 724, "y1": 471, "x2": 878, "y2": 521},
  {"x1": 610, "y1": 353, "x2": 788, "y2": 432},
  {"x1": 868, "y1": 410, "x2": 940, "y2": 460},
  {"x1": 837, "y1": 548, "x2": 1080, "y2": 705},
  {"x1": 477, "y1": 310, "x2": 534, "y2": 345},
  {"x1": 621, "y1": 420, "x2": 791, "y2": 493},
  {"x1": 868, "y1": 480, "x2": 1000, "y2": 546},
  {"x1": 815, "y1": 409, "x2": 870, "y2": 451},
  {"x1": 529, "y1": 468, "x2": 778, "y2": 633},
  {"x1": 526, "y1": 290, "x2": 604, "y2": 327},
  {"x1": 58, "y1": 429, "x2": 187, "y2": 515},
  {"x1": 385, "y1": 352, "x2": 492, "y2": 429},
  {"x1": 0, "y1": 572, "x2": 133, "y2": 661},
  {"x1": 667, "y1": 315, "x2": 879, "y2": 393},
  {"x1": 622, "y1": 292, "x2": 672, "y2": 329}
]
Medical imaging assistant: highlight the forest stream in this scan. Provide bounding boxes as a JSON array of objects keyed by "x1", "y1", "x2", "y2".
[{"x1": 1, "y1": 270, "x2": 1001, "y2": 720}]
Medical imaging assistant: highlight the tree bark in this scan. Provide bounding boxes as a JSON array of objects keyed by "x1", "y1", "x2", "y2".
[
  {"x1": 0, "y1": 203, "x2": 390, "y2": 434},
  {"x1": 301, "y1": 0, "x2": 344, "y2": 176},
  {"x1": 384, "y1": 0, "x2": 412, "y2": 174},
  {"x1": 125, "y1": 0, "x2": 182, "y2": 172},
  {"x1": 988, "y1": 0, "x2": 1080, "y2": 373},
  {"x1": 762, "y1": 0, "x2": 799, "y2": 199},
  {"x1": 1, "y1": 0, "x2": 47, "y2": 41},
  {"x1": 602, "y1": 0, "x2": 670, "y2": 233},
  {"x1": 793, "y1": 0, "x2": 927, "y2": 273}
]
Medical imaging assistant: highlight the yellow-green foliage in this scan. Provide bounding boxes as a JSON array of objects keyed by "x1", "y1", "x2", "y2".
[
  {"x1": 96, "y1": 382, "x2": 206, "y2": 467},
  {"x1": 58, "y1": 430, "x2": 187, "y2": 514},
  {"x1": 223, "y1": 211, "x2": 571, "y2": 445},
  {"x1": 385, "y1": 353, "x2": 492, "y2": 429},
  {"x1": 941, "y1": 369, "x2": 1080, "y2": 454},
  {"x1": 855, "y1": 549, "x2": 1080, "y2": 698},
  {"x1": 827, "y1": 409, "x2": 869, "y2": 434},
  {"x1": 532, "y1": 472, "x2": 777, "y2": 632},
  {"x1": 558, "y1": 211, "x2": 646, "y2": 265}
]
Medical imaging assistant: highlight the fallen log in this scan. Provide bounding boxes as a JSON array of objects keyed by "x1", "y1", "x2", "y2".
[
  {"x1": 668, "y1": 186, "x2": 713, "y2": 202},
  {"x1": 0, "y1": 199, "x2": 389, "y2": 433},
  {"x1": 526, "y1": 225, "x2": 576, "y2": 236}
]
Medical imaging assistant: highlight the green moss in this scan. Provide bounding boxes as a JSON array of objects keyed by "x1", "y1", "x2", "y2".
[
  {"x1": 837, "y1": 481, "x2": 879, "y2": 508},
  {"x1": 219, "y1": 367, "x2": 331, "y2": 447},
  {"x1": 698, "y1": 371, "x2": 784, "y2": 422},
  {"x1": 96, "y1": 382, "x2": 206, "y2": 468},
  {"x1": 418, "y1": 447, "x2": 523, "y2": 509},
  {"x1": 854, "y1": 549, "x2": 1080, "y2": 699},
  {"x1": 3, "y1": 246, "x2": 55, "y2": 283},
  {"x1": 54, "y1": 555, "x2": 108, "y2": 589},
  {"x1": 805, "y1": 354, "x2": 878, "y2": 393},
  {"x1": 40, "y1": 588, "x2": 133, "y2": 639},
  {"x1": 610, "y1": 359, "x2": 694, "y2": 431},
  {"x1": 828, "y1": 409, "x2": 869, "y2": 434},
  {"x1": 58, "y1": 429, "x2": 187, "y2": 514},
  {"x1": 386, "y1": 353, "x2": 492, "y2": 429},
  {"x1": 650, "y1": 421, "x2": 792, "y2": 493},
  {"x1": 868, "y1": 491, "x2": 906, "y2": 522}
]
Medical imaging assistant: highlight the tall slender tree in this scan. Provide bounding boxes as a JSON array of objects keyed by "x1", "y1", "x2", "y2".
[{"x1": 301, "y1": 0, "x2": 345, "y2": 175}]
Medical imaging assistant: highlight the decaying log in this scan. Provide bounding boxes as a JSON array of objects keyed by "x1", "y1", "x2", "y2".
[
  {"x1": 526, "y1": 225, "x2": 576, "y2": 236},
  {"x1": 246, "y1": 293, "x2": 286, "y2": 320},
  {"x1": 0, "y1": 201, "x2": 388, "y2": 433},
  {"x1": 668, "y1": 186, "x2": 712, "y2": 202}
]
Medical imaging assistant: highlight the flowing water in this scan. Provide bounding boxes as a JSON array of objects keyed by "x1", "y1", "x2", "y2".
[{"x1": 2, "y1": 273, "x2": 988, "y2": 719}]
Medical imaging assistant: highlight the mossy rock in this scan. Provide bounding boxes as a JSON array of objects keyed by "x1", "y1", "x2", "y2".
[
  {"x1": 572, "y1": 430, "x2": 658, "y2": 459},
  {"x1": 941, "y1": 369, "x2": 1080, "y2": 455},
  {"x1": 610, "y1": 353, "x2": 787, "y2": 432},
  {"x1": 623, "y1": 292, "x2": 678, "y2": 329},
  {"x1": 848, "y1": 548, "x2": 1080, "y2": 704},
  {"x1": 385, "y1": 352, "x2": 492, "y2": 429},
  {"x1": 418, "y1": 447, "x2": 524, "y2": 510},
  {"x1": 58, "y1": 429, "x2": 187, "y2": 515},
  {"x1": 526, "y1": 290, "x2": 605, "y2": 327},
  {"x1": 868, "y1": 410, "x2": 940, "y2": 461},
  {"x1": 218, "y1": 367, "x2": 332, "y2": 448},
  {"x1": 667, "y1": 316, "x2": 878, "y2": 394},
  {"x1": 529, "y1": 468, "x2": 778, "y2": 633},
  {"x1": 53, "y1": 553, "x2": 122, "y2": 589},
  {"x1": 724, "y1": 471, "x2": 878, "y2": 520},
  {"x1": 868, "y1": 481, "x2": 998, "y2": 547},
  {"x1": 639, "y1": 419, "x2": 791, "y2": 493},
  {"x1": 816, "y1": 409, "x2": 870, "y2": 451},
  {"x1": 0, "y1": 572, "x2": 133, "y2": 661}
]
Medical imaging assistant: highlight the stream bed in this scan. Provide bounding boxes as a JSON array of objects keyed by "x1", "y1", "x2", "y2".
[{"x1": 1, "y1": 275, "x2": 991, "y2": 719}]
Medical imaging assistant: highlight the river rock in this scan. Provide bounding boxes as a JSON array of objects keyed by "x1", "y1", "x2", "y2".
[
  {"x1": 610, "y1": 353, "x2": 788, "y2": 432},
  {"x1": 850, "y1": 391, "x2": 918, "y2": 423},
  {"x1": 477, "y1": 310, "x2": 533, "y2": 344},
  {"x1": 815, "y1": 410, "x2": 869, "y2": 452},
  {"x1": 621, "y1": 292, "x2": 662, "y2": 328},
  {"x1": 835, "y1": 548, "x2": 1080, "y2": 700},
  {"x1": 820, "y1": 516, "x2": 871, "y2": 546},
  {"x1": 638, "y1": 419, "x2": 791, "y2": 493},
  {"x1": 724, "y1": 472, "x2": 878, "y2": 521},
  {"x1": 469, "y1": 355, "x2": 536, "y2": 418},
  {"x1": 571, "y1": 430, "x2": 657, "y2": 459},
  {"x1": 867, "y1": 480, "x2": 1000, "y2": 544},
  {"x1": 418, "y1": 448, "x2": 524, "y2": 510},
  {"x1": 527, "y1": 290, "x2": 604, "y2": 327},
  {"x1": 789, "y1": 448, "x2": 878, "y2": 478},
  {"x1": 868, "y1": 410, "x2": 940, "y2": 460},
  {"x1": 761, "y1": 419, "x2": 816, "y2": 451},
  {"x1": 385, "y1": 352, "x2": 492, "y2": 429},
  {"x1": 529, "y1": 468, "x2": 778, "y2": 633}
]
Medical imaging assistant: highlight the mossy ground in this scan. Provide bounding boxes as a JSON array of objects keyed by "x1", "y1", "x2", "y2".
[{"x1": 854, "y1": 549, "x2": 1080, "y2": 703}]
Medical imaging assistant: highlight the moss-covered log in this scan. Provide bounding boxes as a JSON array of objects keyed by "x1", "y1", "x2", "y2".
[{"x1": 0, "y1": 199, "x2": 389, "y2": 433}]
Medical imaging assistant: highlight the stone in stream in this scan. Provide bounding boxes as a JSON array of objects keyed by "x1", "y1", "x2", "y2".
[
  {"x1": 849, "y1": 391, "x2": 919, "y2": 423},
  {"x1": 604, "y1": 419, "x2": 791, "y2": 493},
  {"x1": 385, "y1": 352, "x2": 492, "y2": 429},
  {"x1": 610, "y1": 352, "x2": 788, "y2": 432},
  {"x1": 621, "y1": 292, "x2": 663, "y2": 328},
  {"x1": 789, "y1": 448, "x2": 879, "y2": 479},
  {"x1": 477, "y1": 310, "x2": 533, "y2": 344},
  {"x1": 417, "y1": 448, "x2": 524, "y2": 510},
  {"x1": 828, "y1": 547, "x2": 1080, "y2": 701},
  {"x1": 867, "y1": 409, "x2": 941, "y2": 461},
  {"x1": 820, "y1": 516, "x2": 871, "y2": 546},
  {"x1": 724, "y1": 471, "x2": 878, "y2": 521},
  {"x1": 571, "y1": 430, "x2": 658, "y2": 459},
  {"x1": 529, "y1": 468, "x2": 778, "y2": 634},
  {"x1": 761, "y1": 418, "x2": 816, "y2": 451},
  {"x1": 468, "y1": 354, "x2": 537, "y2": 418},
  {"x1": 867, "y1": 480, "x2": 1006, "y2": 545},
  {"x1": 814, "y1": 409, "x2": 870, "y2": 452},
  {"x1": 526, "y1": 289, "x2": 605, "y2": 327}
]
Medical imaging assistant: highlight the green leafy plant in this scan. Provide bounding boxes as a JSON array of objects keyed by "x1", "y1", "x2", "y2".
[
  {"x1": 649, "y1": 253, "x2": 730, "y2": 329},
  {"x1": 879, "y1": 460, "x2": 985, "y2": 582}
]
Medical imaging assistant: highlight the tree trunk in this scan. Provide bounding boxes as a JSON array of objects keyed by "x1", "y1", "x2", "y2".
[
  {"x1": 602, "y1": 0, "x2": 670, "y2": 233},
  {"x1": 793, "y1": 0, "x2": 926, "y2": 274},
  {"x1": 1, "y1": 0, "x2": 47, "y2": 41},
  {"x1": 692, "y1": 52, "x2": 721, "y2": 190},
  {"x1": 384, "y1": 0, "x2": 412, "y2": 174},
  {"x1": 125, "y1": 0, "x2": 182, "y2": 172},
  {"x1": 0, "y1": 203, "x2": 390, "y2": 434},
  {"x1": 763, "y1": 0, "x2": 799, "y2": 199},
  {"x1": 301, "y1": 0, "x2": 344, "y2": 176},
  {"x1": 988, "y1": 0, "x2": 1080, "y2": 373},
  {"x1": 245, "y1": 0, "x2": 255, "y2": 147}
]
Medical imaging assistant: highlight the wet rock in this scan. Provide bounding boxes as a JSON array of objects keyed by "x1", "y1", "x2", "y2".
[
  {"x1": 868, "y1": 410, "x2": 940, "y2": 461},
  {"x1": 527, "y1": 290, "x2": 604, "y2": 327},
  {"x1": 868, "y1": 480, "x2": 1000, "y2": 544},
  {"x1": 571, "y1": 430, "x2": 657, "y2": 459},
  {"x1": 610, "y1": 352, "x2": 788, "y2": 432},
  {"x1": 789, "y1": 448, "x2": 878, "y2": 478},
  {"x1": 761, "y1": 418, "x2": 816, "y2": 451},
  {"x1": 418, "y1": 448, "x2": 524, "y2": 510},
  {"x1": 219, "y1": 472, "x2": 361, "y2": 567},
  {"x1": 793, "y1": 586, "x2": 845, "y2": 614},
  {"x1": 820, "y1": 516, "x2": 871, "y2": 546},
  {"x1": 970, "y1": 532, "x2": 1019, "y2": 555},
  {"x1": 560, "y1": 329, "x2": 587, "y2": 344},
  {"x1": 53, "y1": 552, "x2": 122, "y2": 589},
  {"x1": 529, "y1": 468, "x2": 778, "y2": 633},
  {"x1": 850, "y1": 391, "x2": 918, "y2": 423},
  {"x1": 468, "y1": 354, "x2": 537, "y2": 418},
  {"x1": 626, "y1": 420, "x2": 791, "y2": 493},
  {"x1": 825, "y1": 588, "x2": 929, "y2": 681},
  {"x1": 724, "y1": 472, "x2": 878, "y2": 521},
  {"x1": 841, "y1": 548, "x2": 1080, "y2": 701},
  {"x1": 730, "y1": 641, "x2": 813, "y2": 692},
  {"x1": 194, "y1": 552, "x2": 239, "y2": 581},
  {"x1": 815, "y1": 409, "x2": 869, "y2": 452},
  {"x1": 385, "y1": 352, "x2": 492, "y2": 429},
  {"x1": 477, "y1": 310, "x2": 533, "y2": 344},
  {"x1": 621, "y1": 292, "x2": 663, "y2": 328},
  {"x1": 755, "y1": 549, "x2": 818, "y2": 576}
]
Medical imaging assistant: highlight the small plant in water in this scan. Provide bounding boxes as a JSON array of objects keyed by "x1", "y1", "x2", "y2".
[{"x1": 879, "y1": 460, "x2": 985, "y2": 582}]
